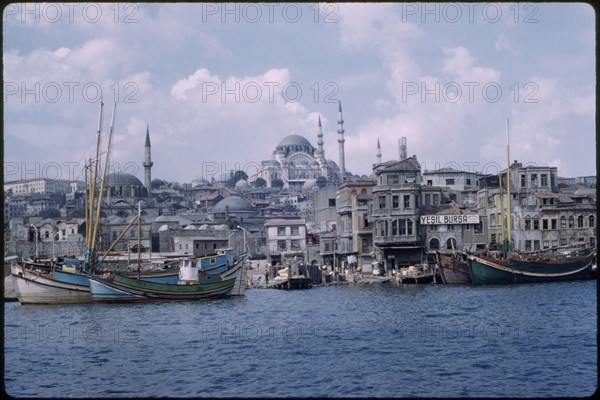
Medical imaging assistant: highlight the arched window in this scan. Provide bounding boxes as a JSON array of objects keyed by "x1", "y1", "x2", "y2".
[
  {"x1": 568, "y1": 216, "x2": 574, "y2": 228},
  {"x1": 589, "y1": 215, "x2": 595, "y2": 228},
  {"x1": 430, "y1": 238, "x2": 440, "y2": 250},
  {"x1": 578, "y1": 215, "x2": 585, "y2": 228},
  {"x1": 560, "y1": 216, "x2": 566, "y2": 229},
  {"x1": 446, "y1": 238, "x2": 457, "y2": 250}
]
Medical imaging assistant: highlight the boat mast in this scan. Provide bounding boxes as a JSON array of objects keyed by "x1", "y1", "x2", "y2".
[
  {"x1": 137, "y1": 201, "x2": 142, "y2": 279},
  {"x1": 87, "y1": 101, "x2": 103, "y2": 248},
  {"x1": 499, "y1": 172, "x2": 505, "y2": 246},
  {"x1": 506, "y1": 117, "x2": 512, "y2": 246},
  {"x1": 91, "y1": 104, "x2": 116, "y2": 254}
]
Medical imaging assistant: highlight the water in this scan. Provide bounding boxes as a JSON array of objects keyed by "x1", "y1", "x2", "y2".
[{"x1": 4, "y1": 281, "x2": 597, "y2": 397}]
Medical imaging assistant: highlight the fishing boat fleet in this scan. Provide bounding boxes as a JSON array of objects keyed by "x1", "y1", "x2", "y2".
[{"x1": 8, "y1": 102, "x2": 247, "y2": 305}]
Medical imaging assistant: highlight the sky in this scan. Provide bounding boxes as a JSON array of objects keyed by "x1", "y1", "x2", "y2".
[{"x1": 3, "y1": 3, "x2": 596, "y2": 185}]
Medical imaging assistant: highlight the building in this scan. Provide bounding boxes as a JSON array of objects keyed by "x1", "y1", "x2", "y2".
[
  {"x1": 335, "y1": 179, "x2": 376, "y2": 273},
  {"x1": 4, "y1": 178, "x2": 78, "y2": 195},
  {"x1": 264, "y1": 218, "x2": 307, "y2": 266},
  {"x1": 253, "y1": 104, "x2": 352, "y2": 189},
  {"x1": 371, "y1": 156, "x2": 426, "y2": 272}
]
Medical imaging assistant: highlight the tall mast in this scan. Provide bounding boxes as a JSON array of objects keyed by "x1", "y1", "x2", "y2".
[
  {"x1": 91, "y1": 103, "x2": 116, "y2": 256},
  {"x1": 137, "y1": 201, "x2": 142, "y2": 279},
  {"x1": 87, "y1": 101, "x2": 104, "y2": 247},
  {"x1": 506, "y1": 117, "x2": 512, "y2": 243}
]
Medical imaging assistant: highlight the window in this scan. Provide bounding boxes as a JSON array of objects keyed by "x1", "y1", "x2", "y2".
[
  {"x1": 399, "y1": 219, "x2": 406, "y2": 235},
  {"x1": 433, "y1": 194, "x2": 439, "y2": 205},
  {"x1": 533, "y1": 240, "x2": 540, "y2": 250},
  {"x1": 387, "y1": 175, "x2": 399, "y2": 184},
  {"x1": 525, "y1": 219, "x2": 531, "y2": 230},
  {"x1": 466, "y1": 178, "x2": 472, "y2": 186},
  {"x1": 533, "y1": 219, "x2": 540, "y2": 230},
  {"x1": 291, "y1": 226, "x2": 300, "y2": 236},
  {"x1": 559, "y1": 238, "x2": 567, "y2": 246},
  {"x1": 525, "y1": 240, "x2": 532, "y2": 251},
  {"x1": 577, "y1": 215, "x2": 584, "y2": 228},
  {"x1": 291, "y1": 240, "x2": 301, "y2": 250},
  {"x1": 379, "y1": 196, "x2": 386, "y2": 209},
  {"x1": 277, "y1": 227, "x2": 286, "y2": 236},
  {"x1": 328, "y1": 199, "x2": 336, "y2": 207},
  {"x1": 541, "y1": 174, "x2": 548, "y2": 186},
  {"x1": 380, "y1": 220, "x2": 388, "y2": 236},
  {"x1": 491, "y1": 214, "x2": 496, "y2": 226},
  {"x1": 407, "y1": 219, "x2": 413, "y2": 235},
  {"x1": 392, "y1": 196, "x2": 399, "y2": 209},
  {"x1": 589, "y1": 216, "x2": 595, "y2": 228},
  {"x1": 568, "y1": 216, "x2": 574, "y2": 228},
  {"x1": 446, "y1": 178, "x2": 455, "y2": 185},
  {"x1": 403, "y1": 195, "x2": 411, "y2": 209},
  {"x1": 361, "y1": 238, "x2": 369, "y2": 251},
  {"x1": 551, "y1": 219, "x2": 557, "y2": 230},
  {"x1": 560, "y1": 216, "x2": 566, "y2": 229},
  {"x1": 429, "y1": 238, "x2": 440, "y2": 250},
  {"x1": 474, "y1": 222, "x2": 482, "y2": 234},
  {"x1": 542, "y1": 219, "x2": 548, "y2": 230},
  {"x1": 531, "y1": 174, "x2": 537, "y2": 186},
  {"x1": 543, "y1": 241, "x2": 549, "y2": 249},
  {"x1": 424, "y1": 194, "x2": 431, "y2": 206},
  {"x1": 391, "y1": 220, "x2": 398, "y2": 236},
  {"x1": 277, "y1": 240, "x2": 286, "y2": 251},
  {"x1": 491, "y1": 233, "x2": 496, "y2": 244}
]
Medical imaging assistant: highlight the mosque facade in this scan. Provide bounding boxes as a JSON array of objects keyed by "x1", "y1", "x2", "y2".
[{"x1": 255, "y1": 103, "x2": 348, "y2": 190}]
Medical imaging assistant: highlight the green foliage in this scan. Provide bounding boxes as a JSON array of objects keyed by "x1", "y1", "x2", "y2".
[{"x1": 271, "y1": 178, "x2": 284, "y2": 189}]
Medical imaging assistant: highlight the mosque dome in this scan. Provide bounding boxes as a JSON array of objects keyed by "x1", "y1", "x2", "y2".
[
  {"x1": 106, "y1": 172, "x2": 144, "y2": 187},
  {"x1": 276, "y1": 134, "x2": 314, "y2": 157},
  {"x1": 277, "y1": 134, "x2": 312, "y2": 148},
  {"x1": 212, "y1": 196, "x2": 256, "y2": 214}
]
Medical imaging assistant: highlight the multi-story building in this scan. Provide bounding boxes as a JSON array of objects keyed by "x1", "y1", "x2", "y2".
[
  {"x1": 335, "y1": 179, "x2": 376, "y2": 273},
  {"x1": 264, "y1": 218, "x2": 307, "y2": 266},
  {"x1": 4, "y1": 178, "x2": 76, "y2": 195},
  {"x1": 371, "y1": 156, "x2": 426, "y2": 272}
]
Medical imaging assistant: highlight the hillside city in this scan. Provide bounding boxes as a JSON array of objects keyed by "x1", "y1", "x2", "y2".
[{"x1": 4, "y1": 116, "x2": 596, "y2": 276}]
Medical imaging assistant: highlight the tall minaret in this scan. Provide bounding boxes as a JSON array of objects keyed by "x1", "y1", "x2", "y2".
[
  {"x1": 337, "y1": 100, "x2": 346, "y2": 180},
  {"x1": 142, "y1": 125, "x2": 153, "y2": 194},
  {"x1": 376, "y1": 139, "x2": 382, "y2": 164},
  {"x1": 317, "y1": 115, "x2": 324, "y2": 157}
]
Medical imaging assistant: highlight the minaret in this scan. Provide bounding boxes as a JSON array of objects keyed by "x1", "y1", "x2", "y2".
[
  {"x1": 376, "y1": 139, "x2": 382, "y2": 164},
  {"x1": 399, "y1": 136, "x2": 407, "y2": 161},
  {"x1": 317, "y1": 115, "x2": 324, "y2": 157},
  {"x1": 337, "y1": 100, "x2": 346, "y2": 180},
  {"x1": 142, "y1": 125, "x2": 153, "y2": 194}
]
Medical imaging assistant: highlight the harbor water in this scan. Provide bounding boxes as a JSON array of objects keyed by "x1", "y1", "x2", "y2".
[{"x1": 4, "y1": 280, "x2": 597, "y2": 397}]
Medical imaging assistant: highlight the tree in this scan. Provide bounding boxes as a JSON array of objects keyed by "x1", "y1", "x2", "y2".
[
  {"x1": 151, "y1": 179, "x2": 167, "y2": 189},
  {"x1": 271, "y1": 179, "x2": 284, "y2": 189},
  {"x1": 316, "y1": 176, "x2": 328, "y2": 188},
  {"x1": 254, "y1": 177, "x2": 267, "y2": 188},
  {"x1": 226, "y1": 170, "x2": 249, "y2": 188}
]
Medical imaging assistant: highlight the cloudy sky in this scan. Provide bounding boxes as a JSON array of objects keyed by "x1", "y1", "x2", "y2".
[{"x1": 3, "y1": 3, "x2": 595, "y2": 184}]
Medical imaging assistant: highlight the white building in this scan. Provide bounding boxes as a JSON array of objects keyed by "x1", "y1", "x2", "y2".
[{"x1": 264, "y1": 218, "x2": 307, "y2": 266}]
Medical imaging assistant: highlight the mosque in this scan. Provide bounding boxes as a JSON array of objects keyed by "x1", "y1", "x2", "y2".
[{"x1": 254, "y1": 101, "x2": 348, "y2": 189}]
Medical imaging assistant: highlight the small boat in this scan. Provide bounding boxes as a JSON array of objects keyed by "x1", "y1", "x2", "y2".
[
  {"x1": 467, "y1": 247, "x2": 595, "y2": 284},
  {"x1": 88, "y1": 259, "x2": 239, "y2": 303},
  {"x1": 436, "y1": 251, "x2": 471, "y2": 284}
]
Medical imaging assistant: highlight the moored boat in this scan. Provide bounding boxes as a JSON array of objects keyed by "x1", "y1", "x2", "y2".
[
  {"x1": 88, "y1": 259, "x2": 238, "y2": 303},
  {"x1": 10, "y1": 263, "x2": 91, "y2": 304},
  {"x1": 467, "y1": 248, "x2": 595, "y2": 284},
  {"x1": 436, "y1": 251, "x2": 471, "y2": 284}
]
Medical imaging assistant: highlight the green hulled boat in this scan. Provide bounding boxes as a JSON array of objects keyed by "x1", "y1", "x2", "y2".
[{"x1": 467, "y1": 249, "x2": 595, "y2": 284}]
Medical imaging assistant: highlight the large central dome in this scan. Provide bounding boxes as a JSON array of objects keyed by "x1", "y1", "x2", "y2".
[
  {"x1": 276, "y1": 134, "x2": 314, "y2": 157},
  {"x1": 278, "y1": 134, "x2": 312, "y2": 148}
]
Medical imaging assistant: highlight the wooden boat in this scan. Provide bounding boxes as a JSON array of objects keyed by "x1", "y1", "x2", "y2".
[
  {"x1": 10, "y1": 263, "x2": 91, "y2": 304},
  {"x1": 467, "y1": 248, "x2": 595, "y2": 284},
  {"x1": 436, "y1": 251, "x2": 471, "y2": 284},
  {"x1": 88, "y1": 260, "x2": 237, "y2": 303}
]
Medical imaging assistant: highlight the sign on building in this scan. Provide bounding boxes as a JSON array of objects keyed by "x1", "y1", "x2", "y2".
[{"x1": 420, "y1": 214, "x2": 480, "y2": 225}]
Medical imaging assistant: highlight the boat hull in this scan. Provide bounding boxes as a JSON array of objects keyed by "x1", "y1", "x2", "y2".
[
  {"x1": 10, "y1": 264, "x2": 91, "y2": 304},
  {"x1": 467, "y1": 252, "x2": 595, "y2": 284},
  {"x1": 88, "y1": 274, "x2": 236, "y2": 303},
  {"x1": 436, "y1": 253, "x2": 471, "y2": 284}
]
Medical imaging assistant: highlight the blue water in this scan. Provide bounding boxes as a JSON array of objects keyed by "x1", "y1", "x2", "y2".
[{"x1": 4, "y1": 281, "x2": 597, "y2": 397}]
